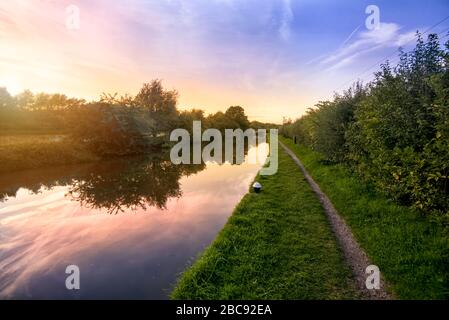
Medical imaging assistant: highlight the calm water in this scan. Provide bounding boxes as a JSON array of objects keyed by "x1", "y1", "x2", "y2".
[{"x1": 0, "y1": 148, "x2": 265, "y2": 299}]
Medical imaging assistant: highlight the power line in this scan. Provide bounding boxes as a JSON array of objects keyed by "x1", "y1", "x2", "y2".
[{"x1": 437, "y1": 26, "x2": 449, "y2": 38}]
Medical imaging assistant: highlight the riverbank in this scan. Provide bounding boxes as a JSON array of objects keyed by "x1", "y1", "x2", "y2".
[
  {"x1": 0, "y1": 135, "x2": 100, "y2": 173},
  {"x1": 172, "y1": 138, "x2": 449, "y2": 299},
  {"x1": 280, "y1": 137, "x2": 449, "y2": 299},
  {"x1": 171, "y1": 146, "x2": 359, "y2": 299}
]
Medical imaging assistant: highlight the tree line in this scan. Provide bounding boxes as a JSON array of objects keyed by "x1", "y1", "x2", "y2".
[
  {"x1": 0, "y1": 80, "x2": 273, "y2": 155},
  {"x1": 281, "y1": 33, "x2": 449, "y2": 221}
]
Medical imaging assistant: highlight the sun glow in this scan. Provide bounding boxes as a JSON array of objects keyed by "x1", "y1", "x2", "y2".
[{"x1": 0, "y1": 76, "x2": 22, "y2": 95}]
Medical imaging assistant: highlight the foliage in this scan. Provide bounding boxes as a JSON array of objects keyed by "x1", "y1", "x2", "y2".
[
  {"x1": 179, "y1": 106, "x2": 253, "y2": 134},
  {"x1": 224, "y1": 106, "x2": 250, "y2": 130},
  {"x1": 178, "y1": 108, "x2": 205, "y2": 134},
  {"x1": 66, "y1": 103, "x2": 141, "y2": 156},
  {"x1": 249, "y1": 120, "x2": 279, "y2": 130},
  {"x1": 282, "y1": 33, "x2": 449, "y2": 220},
  {"x1": 281, "y1": 138, "x2": 449, "y2": 299},
  {"x1": 204, "y1": 111, "x2": 238, "y2": 132},
  {"x1": 134, "y1": 79, "x2": 179, "y2": 134},
  {"x1": 1, "y1": 79, "x2": 264, "y2": 171}
]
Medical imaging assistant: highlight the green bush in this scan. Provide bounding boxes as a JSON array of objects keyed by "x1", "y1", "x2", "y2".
[{"x1": 282, "y1": 33, "x2": 449, "y2": 221}]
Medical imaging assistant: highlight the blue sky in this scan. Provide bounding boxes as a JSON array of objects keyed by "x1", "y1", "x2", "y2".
[{"x1": 1, "y1": 0, "x2": 449, "y2": 122}]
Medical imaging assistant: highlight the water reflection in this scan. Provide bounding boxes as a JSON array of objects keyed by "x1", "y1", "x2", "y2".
[
  {"x1": 1, "y1": 153, "x2": 206, "y2": 214},
  {"x1": 0, "y1": 145, "x2": 265, "y2": 299},
  {"x1": 68, "y1": 156, "x2": 205, "y2": 214}
]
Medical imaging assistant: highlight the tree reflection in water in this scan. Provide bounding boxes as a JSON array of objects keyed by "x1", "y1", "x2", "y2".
[
  {"x1": 68, "y1": 156, "x2": 205, "y2": 214},
  {"x1": 0, "y1": 152, "x2": 205, "y2": 214}
]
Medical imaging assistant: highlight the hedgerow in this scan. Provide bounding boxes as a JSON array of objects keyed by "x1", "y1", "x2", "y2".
[{"x1": 282, "y1": 33, "x2": 449, "y2": 222}]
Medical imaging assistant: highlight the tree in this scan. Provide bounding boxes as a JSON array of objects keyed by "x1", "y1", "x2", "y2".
[
  {"x1": 283, "y1": 34, "x2": 449, "y2": 219},
  {"x1": 346, "y1": 34, "x2": 449, "y2": 214},
  {"x1": 15, "y1": 90, "x2": 34, "y2": 109},
  {"x1": 100, "y1": 92, "x2": 136, "y2": 108},
  {"x1": 0, "y1": 87, "x2": 14, "y2": 108},
  {"x1": 178, "y1": 109, "x2": 205, "y2": 133},
  {"x1": 134, "y1": 80, "x2": 179, "y2": 134},
  {"x1": 205, "y1": 111, "x2": 238, "y2": 132},
  {"x1": 225, "y1": 106, "x2": 250, "y2": 130}
]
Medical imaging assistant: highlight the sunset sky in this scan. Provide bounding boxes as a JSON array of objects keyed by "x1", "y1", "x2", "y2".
[{"x1": 1, "y1": 0, "x2": 449, "y2": 122}]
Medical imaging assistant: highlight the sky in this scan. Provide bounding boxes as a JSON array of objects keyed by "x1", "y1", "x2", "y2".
[{"x1": 1, "y1": 0, "x2": 449, "y2": 123}]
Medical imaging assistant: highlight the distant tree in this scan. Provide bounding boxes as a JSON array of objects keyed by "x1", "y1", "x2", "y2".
[
  {"x1": 99, "y1": 92, "x2": 120, "y2": 105},
  {"x1": 225, "y1": 106, "x2": 250, "y2": 130},
  {"x1": 68, "y1": 102, "x2": 139, "y2": 155},
  {"x1": 250, "y1": 121, "x2": 279, "y2": 130},
  {"x1": 179, "y1": 108, "x2": 205, "y2": 133},
  {"x1": 33, "y1": 93, "x2": 59, "y2": 110},
  {"x1": 205, "y1": 111, "x2": 238, "y2": 132},
  {"x1": 0, "y1": 87, "x2": 14, "y2": 108},
  {"x1": 15, "y1": 90, "x2": 34, "y2": 109},
  {"x1": 28, "y1": 92, "x2": 84, "y2": 111},
  {"x1": 100, "y1": 92, "x2": 136, "y2": 108},
  {"x1": 282, "y1": 117, "x2": 292, "y2": 125},
  {"x1": 134, "y1": 80, "x2": 179, "y2": 134}
]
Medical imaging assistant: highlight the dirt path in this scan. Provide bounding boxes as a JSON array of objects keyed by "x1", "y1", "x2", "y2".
[{"x1": 280, "y1": 141, "x2": 392, "y2": 300}]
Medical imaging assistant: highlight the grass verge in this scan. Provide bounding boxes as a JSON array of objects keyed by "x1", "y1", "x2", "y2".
[
  {"x1": 281, "y1": 137, "x2": 449, "y2": 299},
  {"x1": 0, "y1": 135, "x2": 99, "y2": 173},
  {"x1": 171, "y1": 147, "x2": 358, "y2": 299}
]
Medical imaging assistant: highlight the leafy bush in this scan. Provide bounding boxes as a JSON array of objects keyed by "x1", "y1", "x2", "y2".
[{"x1": 283, "y1": 33, "x2": 449, "y2": 221}]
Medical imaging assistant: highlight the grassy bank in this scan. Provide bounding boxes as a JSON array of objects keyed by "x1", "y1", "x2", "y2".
[
  {"x1": 0, "y1": 135, "x2": 100, "y2": 173},
  {"x1": 171, "y1": 148, "x2": 358, "y2": 299},
  {"x1": 281, "y1": 137, "x2": 449, "y2": 299}
]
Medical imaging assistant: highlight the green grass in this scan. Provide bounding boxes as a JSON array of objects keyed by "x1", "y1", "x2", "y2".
[
  {"x1": 0, "y1": 135, "x2": 99, "y2": 173},
  {"x1": 171, "y1": 148, "x2": 359, "y2": 299},
  {"x1": 281, "y1": 137, "x2": 449, "y2": 299}
]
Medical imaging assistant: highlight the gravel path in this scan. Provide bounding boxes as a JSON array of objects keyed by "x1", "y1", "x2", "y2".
[{"x1": 280, "y1": 142, "x2": 392, "y2": 300}]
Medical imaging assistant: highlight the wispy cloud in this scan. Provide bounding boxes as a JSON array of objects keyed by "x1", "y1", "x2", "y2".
[
  {"x1": 279, "y1": 0, "x2": 293, "y2": 41},
  {"x1": 319, "y1": 22, "x2": 418, "y2": 71}
]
